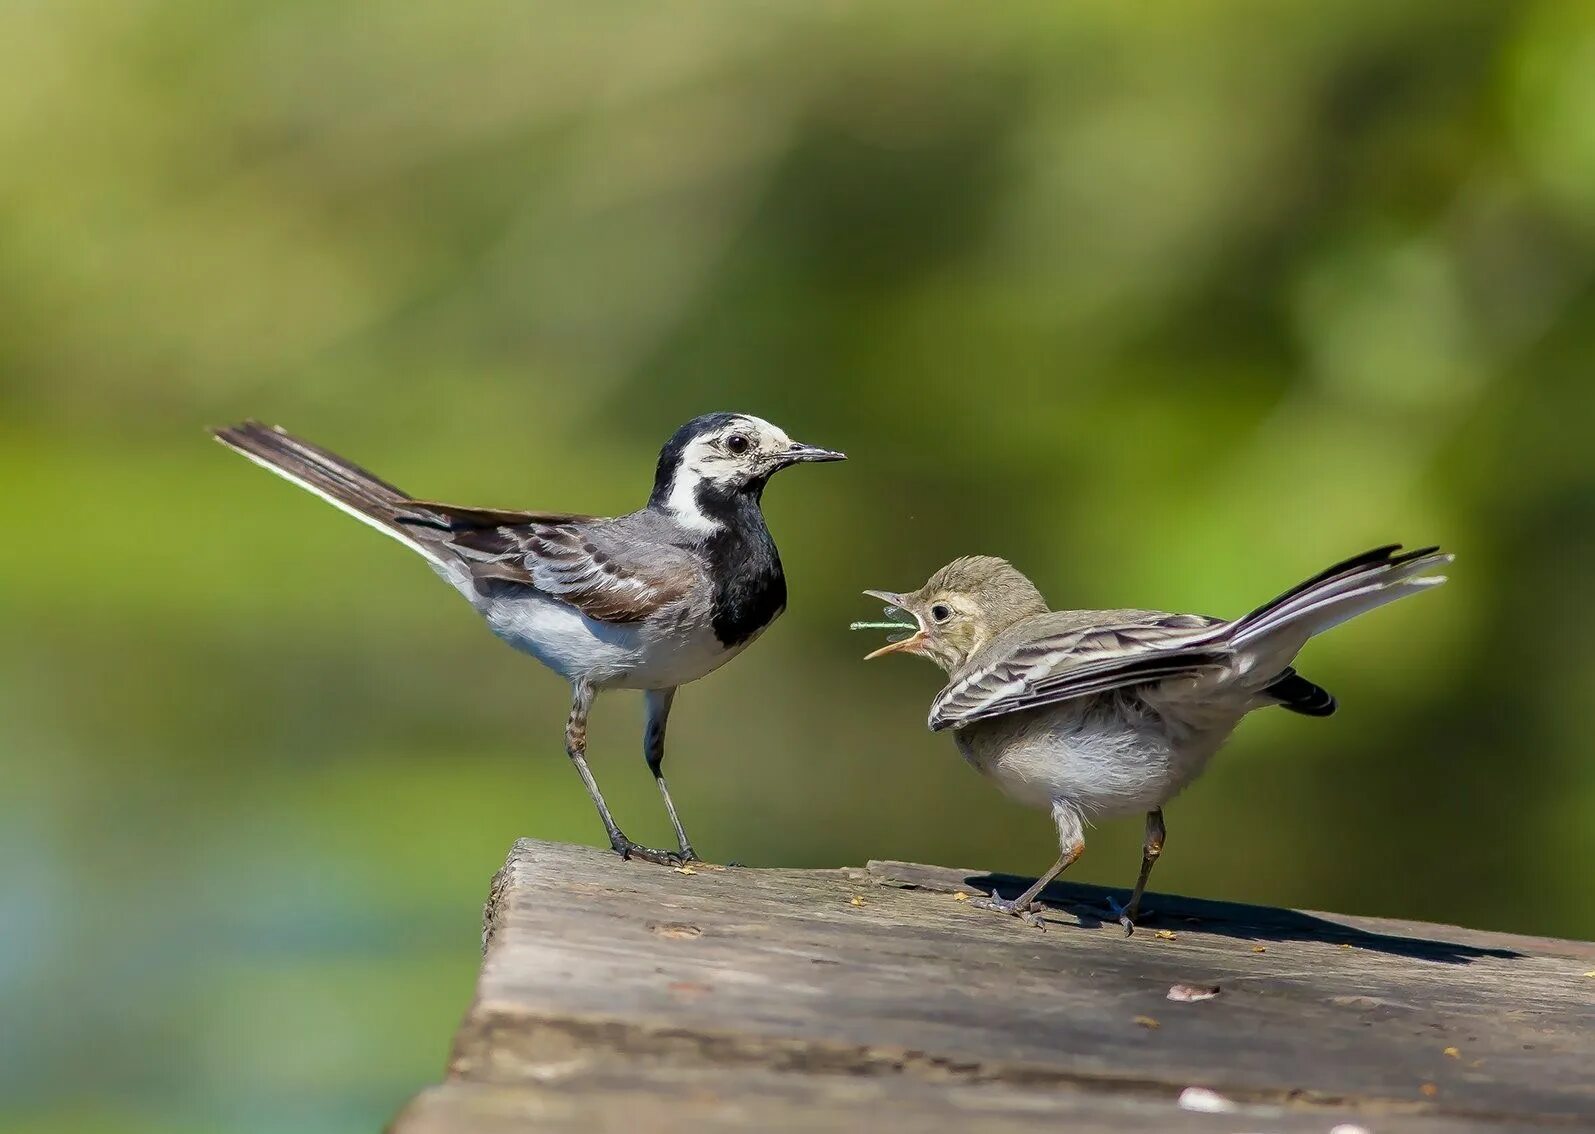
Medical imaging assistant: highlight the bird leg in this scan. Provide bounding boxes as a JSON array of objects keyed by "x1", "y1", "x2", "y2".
[
  {"x1": 1108, "y1": 808, "x2": 1165, "y2": 936},
  {"x1": 563, "y1": 684, "x2": 688, "y2": 867},
  {"x1": 644, "y1": 687, "x2": 698, "y2": 862},
  {"x1": 971, "y1": 802, "x2": 1086, "y2": 931}
]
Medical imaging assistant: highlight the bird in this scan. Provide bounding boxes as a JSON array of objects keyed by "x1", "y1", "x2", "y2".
[
  {"x1": 858, "y1": 545, "x2": 1451, "y2": 933},
  {"x1": 213, "y1": 412, "x2": 845, "y2": 866}
]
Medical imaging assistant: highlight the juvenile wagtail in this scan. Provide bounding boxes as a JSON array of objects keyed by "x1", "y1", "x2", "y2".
[
  {"x1": 858, "y1": 545, "x2": 1451, "y2": 932},
  {"x1": 215, "y1": 413, "x2": 844, "y2": 865}
]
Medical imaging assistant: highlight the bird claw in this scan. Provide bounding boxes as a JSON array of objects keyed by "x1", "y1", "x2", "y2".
[
  {"x1": 970, "y1": 889, "x2": 1048, "y2": 930},
  {"x1": 1102, "y1": 894, "x2": 1153, "y2": 936},
  {"x1": 612, "y1": 838, "x2": 696, "y2": 868}
]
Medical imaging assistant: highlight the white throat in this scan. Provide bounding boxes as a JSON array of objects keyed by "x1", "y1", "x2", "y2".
[{"x1": 663, "y1": 467, "x2": 723, "y2": 535}]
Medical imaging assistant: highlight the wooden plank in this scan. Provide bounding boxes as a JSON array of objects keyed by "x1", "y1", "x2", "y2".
[
  {"x1": 390, "y1": 839, "x2": 1595, "y2": 1133},
  {"x1": 392, "y1": 1074, "x2": 1545, "y2": 1134}
]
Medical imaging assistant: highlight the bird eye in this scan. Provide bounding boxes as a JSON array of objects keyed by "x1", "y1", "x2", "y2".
[
  {"x1": 725, "y1": 433, "x2": 750, "y2": 455},
  {"x1": 930, "y1": 603, "x2": 953, "y2": 623}
]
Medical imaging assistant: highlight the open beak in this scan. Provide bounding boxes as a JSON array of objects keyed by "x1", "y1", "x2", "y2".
[
  {"x1": 777, "y1": 440, "x2": 847, "y2": 466},
  {"x1": 859, "y1": 589, "x2": 927, "y2": 660}
]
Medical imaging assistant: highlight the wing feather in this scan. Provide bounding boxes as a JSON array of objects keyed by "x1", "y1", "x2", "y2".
[
  {"x1": 395, "y1": 506, "x2": 699, "y2": 624},
  {"x1": 929, "y1": 612, "x2": 1233, "y2": 731},
  {"x1": 398, "y1": 501, "x2": 596, "y2": 529}
]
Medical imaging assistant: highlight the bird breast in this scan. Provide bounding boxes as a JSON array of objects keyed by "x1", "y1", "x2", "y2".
[
  {"x1": 952, "y1": 693, "x2": 1242, "y2": 819},
  {"x1": 482, "y1": 589, "x2": 759, "y2": 690}
]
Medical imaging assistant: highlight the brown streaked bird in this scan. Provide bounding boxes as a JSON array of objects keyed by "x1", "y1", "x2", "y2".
[
  {"x1": 859, "y1": 546, "x2": 1451, "y2": 933},
  {"x1": 214, "y1": 413, "x2": 844, "y2": 866}
]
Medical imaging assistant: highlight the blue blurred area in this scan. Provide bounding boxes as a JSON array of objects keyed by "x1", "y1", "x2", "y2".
[{"x1": 3, "y1": 2, "x2": 1594, "y2": 1131}]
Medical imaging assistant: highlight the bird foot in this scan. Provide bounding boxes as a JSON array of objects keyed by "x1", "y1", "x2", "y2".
[
  {"x1": 611, "y1": 837, "x2": 697, "y2": 868},
  {"x1": 970, "y1": 889, "x2": 1048, "y2": 930},
  {"x1": 1102, "y1": 895, "x2": 1154, "y2": 936}
]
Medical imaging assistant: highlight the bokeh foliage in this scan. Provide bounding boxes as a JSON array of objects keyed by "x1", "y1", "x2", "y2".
[{"x1": 3, "y1": 2, "x2": 1594, "y2": 1131}]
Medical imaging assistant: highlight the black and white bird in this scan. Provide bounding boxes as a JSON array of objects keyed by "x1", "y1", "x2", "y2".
[
  {"x1": 214, "y1": 413, "x2": 845, "y2": 865},
  {"x1": 858, "y1": 545, "x2": 1451, "y2": 932}
]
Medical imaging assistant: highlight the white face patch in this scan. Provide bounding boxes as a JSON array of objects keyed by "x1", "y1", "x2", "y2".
[
  {"x1": 681, "y1": 417, "x2": 790, "y2": 482},
  {"x1": 661, "y1": 415, "x2": 794, "y2": 533}
]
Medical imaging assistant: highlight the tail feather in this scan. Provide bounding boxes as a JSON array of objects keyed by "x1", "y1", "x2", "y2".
[
  {"x1": 211, "y1": 421, "x2": 437, "y2": 560},
  {"x1": 1227, "y1": 544, "x2": 1452, "y2": 682},
  {"x1": 1261, "y1": 668, "x2": 1337, "y2": 717},
  {"x1": 1233, "y1": 546, "x2": 1450, "y2": 647},
  {"x1": 1238, "y1": 544, "x2": 1405, "y2": 623}
]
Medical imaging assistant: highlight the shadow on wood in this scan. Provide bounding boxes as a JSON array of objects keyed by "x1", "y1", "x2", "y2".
[
  {"x1": 390, "y1": 839, "x2": 1595, "y2": 1133},
  {"x1": 887, "y1": 864, "x2": 1524, "y2": 964}
]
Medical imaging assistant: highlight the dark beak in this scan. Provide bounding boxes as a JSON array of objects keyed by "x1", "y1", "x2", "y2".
[{"x1": 777, "y1": 440, "x2": 847, "y2": 466}]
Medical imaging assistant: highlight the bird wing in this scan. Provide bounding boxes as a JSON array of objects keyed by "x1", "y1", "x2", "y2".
[
  {"x1": 928, "y1": 610, "x2": 1234, "y2": 731},
  {"x1": 395, "y1": 505, "x2": 702, "y2": 624},
  {"x1": 402, "y1": 500, "x2": 597, "y2": 528}
]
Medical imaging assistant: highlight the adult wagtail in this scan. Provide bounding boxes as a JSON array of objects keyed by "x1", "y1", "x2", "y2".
[
  {"x1": 215, "y1": 413, "x2": 844, "y2": 865},
  {"x1": 858, "y1": 545, "x2": 1451, "y2": 932}
]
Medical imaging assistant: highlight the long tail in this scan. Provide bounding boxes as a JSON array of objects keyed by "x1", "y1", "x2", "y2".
[
  {"x1": 211, "y1": 421, "x2": 445, "y2": 564},
  {"x1": 1228, "y1": 544, "x2": 1452, "y2": 682}
]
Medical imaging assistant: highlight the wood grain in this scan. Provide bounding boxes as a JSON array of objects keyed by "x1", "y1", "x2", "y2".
[{"x1": 389, "y1": 839, "x2": 1595, "y2": 1132}]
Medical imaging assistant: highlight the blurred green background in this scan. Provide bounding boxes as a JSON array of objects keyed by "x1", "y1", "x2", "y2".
[{"x1": 4, "y1": 1, "x2": 1595, "y2": 1131}]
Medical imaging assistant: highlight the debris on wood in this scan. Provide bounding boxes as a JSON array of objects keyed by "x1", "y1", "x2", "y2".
[
  {"x1": 1154, "y1": 929, "x2": 1176, "y2": 940},
  {"x1": 1166, "y1": 984, "x2": 1220, "y2": 1002},
  {"x1": 1420, "y1": 1082, "x2": 1439, "y2": 1098},
  {"x1": 1176, "y1": 1086, "x2": 1236, "y2": 1113},
  {"x1": 1443, "y1": 1046, "x2": 1460, "y2": 1059},
  {"x1": 1133, "y1": 1015, "x2": 1160, "y2": 1030}
]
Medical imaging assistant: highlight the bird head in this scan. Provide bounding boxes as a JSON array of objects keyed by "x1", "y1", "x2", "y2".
[
  {"x1": 859, "y1": 556, "x2": 1049, "y2": 673},
  {"x1": 649, "y1": 413, "x2": 844, "y2": 530}
]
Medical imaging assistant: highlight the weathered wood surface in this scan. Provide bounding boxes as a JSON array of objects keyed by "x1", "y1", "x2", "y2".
[{"x1": 390, "y1": 839, "x2": 1595, "y2": 1133}]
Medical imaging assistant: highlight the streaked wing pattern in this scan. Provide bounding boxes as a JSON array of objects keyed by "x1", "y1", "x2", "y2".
[
  {"x1": 398, "y1": 506, "x2": 701, "y2": 624},
  {"x1": 929, "y1": 612, "x2": 1232, "y2": 731}
]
